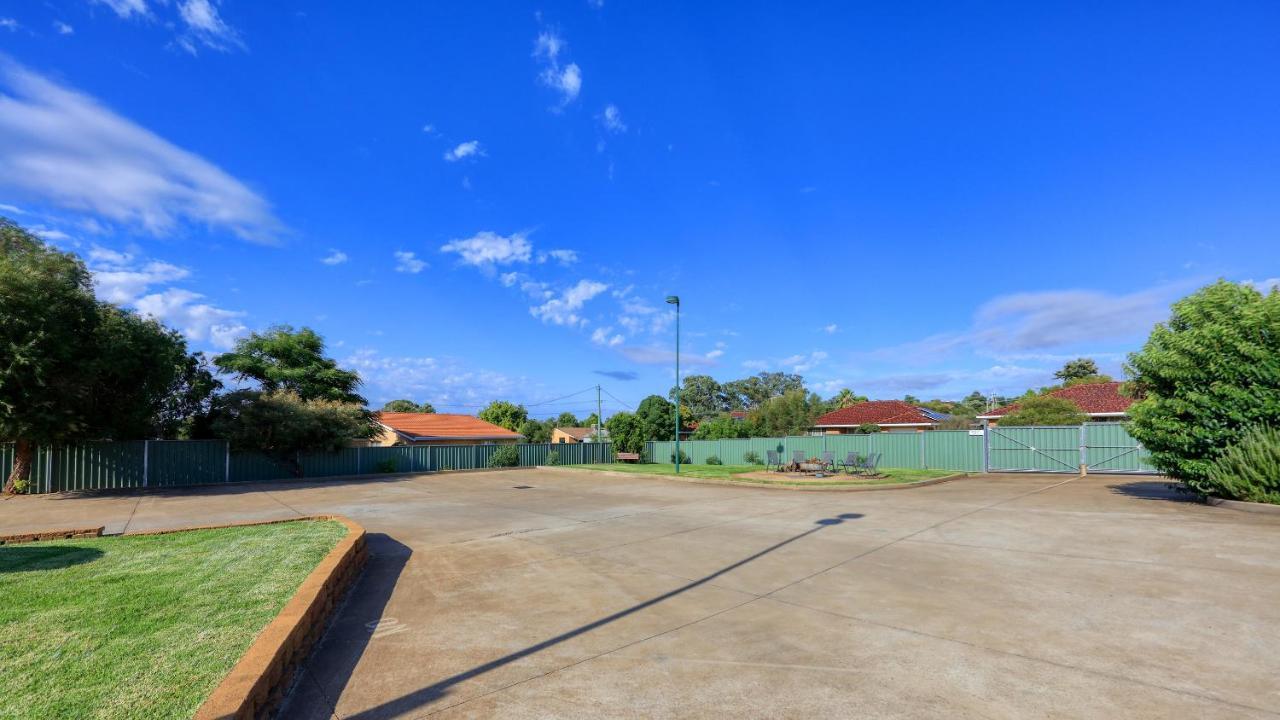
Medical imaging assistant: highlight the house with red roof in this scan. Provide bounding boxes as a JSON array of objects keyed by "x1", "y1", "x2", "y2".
[
  {"x1": 976, "y1": 381, "x2": 1134, "y2": 426},
  {"x1": 812, "y1": 400, "x2": 950, "y2": 433},
  {"x1": 371, "y1": 412, "x2": 523, "y2": 446}
]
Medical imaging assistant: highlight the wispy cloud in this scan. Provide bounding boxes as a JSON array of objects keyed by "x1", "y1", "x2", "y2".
[
  {"x1": 530, "y1": 279, "x2": 608, "y2": 327},
  {"x1": 174, "y1": 0, "x2": 244, "y2": 54},
  {"x1": 443, "y1": 140, "x2": 484, "y2": 162},
  {"x1": 53, "y1": 21, "x2": 74, "y2": 35},
  {"x1": 742, "y1": 350, "x2": 828, "y2": 374},
  {"x1": 345, "y1": 348, "x2": 522, "y2": 407},
  {"x1": 441, "y1": 231, "x2": 533, "y2": 269},
  {"x1": 591, "y1": 326, "x2": 624, "y2": 347},
  {"x1": 0, "y1": 18, "x2": 20, "y2": 31},
  {"x1": 823, "y1": 323, "x2": 838, "y2": 334},
  {"x1": 394, "y1": 250, "x2": 426, "y2": 274},
  {"x1": 94, "y1": 0, "x2": 149, "y2": 18},
  {"x1": 619, "y1": 346, "x2": 717, "y2": 367},
  {"x1": 320, "y1": 249, "x2": 348, "y2": 266},
  {"x1": 534, "y1": 30, "x2": 581, "y2": 108},
  {"x1": 599, "y1": 104, "x2": 626, "y2": 133},
  {"x1": 0, "y1": 59, "x2": 280, "y2": 242},
  {"x1": 538, "y1": 248, "x2": 578, "y2": 265}
]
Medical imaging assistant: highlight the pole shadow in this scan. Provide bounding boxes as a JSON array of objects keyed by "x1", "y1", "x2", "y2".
[{"x1": 341, "y1": 512, "x2": 864, "y2": 720}]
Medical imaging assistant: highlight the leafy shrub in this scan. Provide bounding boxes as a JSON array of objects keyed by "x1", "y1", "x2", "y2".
[
  {"x1": 1205, "y1": 426, "x2": 1280, "y2": 504},
  {"x1": 488, "y1": 445, "x2": 520, "y2": 468},
  {"x1": 856, "y1": 423, "x2": 882, "y2": 434},
  {"x1": 670, "y1": 450, "x2": 690, "y2": 464},
  {"x1": 999, "y1": 395, "x2": 1087, "y2": 426},
  {"x1": 374, "y1": 458, "x2": 398, "y2": 474},
  {"x1": 545, "y1": 450, "x2": 560, "y2": 466},
  {"x1": 743, "y1": 450, "x2": 762, "y2": 465},
  {"x1": 706, "y1": 455, "x2": 722, "y2": 465}
]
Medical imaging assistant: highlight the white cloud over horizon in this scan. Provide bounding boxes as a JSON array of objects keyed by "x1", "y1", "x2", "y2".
[
  {"x1": 441, "y1": 231, "x2": 533, "y2": 269},
  {"x1": 530, "y1": 279, "x2": 608, "y2": 327}
]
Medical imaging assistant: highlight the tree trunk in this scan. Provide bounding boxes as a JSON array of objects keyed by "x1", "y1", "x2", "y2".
[{"x1": 4, "y1": 438, "x2": 33, "y2": 494}]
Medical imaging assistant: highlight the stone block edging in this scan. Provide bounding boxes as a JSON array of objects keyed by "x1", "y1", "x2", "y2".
[
  {"x1": 0, "y1": 526, "x2": 105, "y2": 545},
  {"x1": 1206, "y1": 496, "x2": 1280, "y2": 515}
]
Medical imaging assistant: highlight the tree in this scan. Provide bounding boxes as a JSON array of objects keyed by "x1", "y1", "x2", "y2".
[
  {"x1": 635, "y1": 394, "x2": 678, "y2": 441},
  {"x1": 604, "y1": 411, "x2": 645, "y2": 454},
  {"x1": 554, "y1": 411, "x2": 580, "y2": 427},
  {"x1": 215, "y1": 326, "x2": 365, "y2": 404},
  {"x1": 519, "y1": 419, "x2": 552, "y2": 444},
  {"x1": 1126, "y1": 280, "x2": 1280, "y2": 494},
  {"x1": 691, "y1": 415, "x2": 753, "y2": 440},
  {"x1": 855, "y1": 423, "x2": 882, "y2": 434},
  {"x1": 998, "y1": 396, "x2": 1087, "y2": 426},
  {"x1": 210, "y1": 390, "x2": 376, "y2": 476},
  {"x1": 669, "y1": 374, "x2": 727, "y2": 419},
  {"x1": 581, "y1": 412, "x2": 600, "y2": 430},
  {"x1": 750, "y1": 389, "x2": 823, "y2": 437},
  {"x1": 87, "y1": 306, "x2": 219, "y2": 440},
  {"x1": 1, "y1": 220, "x2": 98, "y2": 492},
  {"x1": 1055, "y1": 358, "x2": 1100, "y2": 382},
  {"x1": 722, "y1": 372, "x2": 805, "y2": 409},
  {"x1": 381, "y1": 399, "x2": 435, "y2": 413},
  {"x1": 478, "y1": 400, "x2": 528, "y2": 431},
  {"x1": 826, "y1": 388, "x2": 867, "y2": 410}
]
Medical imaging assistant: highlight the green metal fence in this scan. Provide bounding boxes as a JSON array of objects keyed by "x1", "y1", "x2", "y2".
[
  {"x1": 648, "y1": 423, "x2": 1153, "y2": 475},
  {"x1": 0, "y1": 441, "x2": 613, "y2": 494}
]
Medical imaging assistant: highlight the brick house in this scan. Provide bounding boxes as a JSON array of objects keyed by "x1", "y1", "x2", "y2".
[
  {"x1": 976, "y1": 382, "x2": 1134, "y2": 426},
  {"x1": 811, "y1": 400, "x2": 949, "y2": 433},
  {"x1": 371, "y1": 413, "x2": 523, "y2": 446}
]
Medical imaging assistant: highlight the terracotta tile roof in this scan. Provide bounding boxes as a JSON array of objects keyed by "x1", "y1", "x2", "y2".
[
  {"x1": 376, "y1": 413, "x2": 523, "y2": 440},
  {"x1": 556, "y1": 427, "x2": 598, "y2": 440},
  {"x1": 979, "y1": 381, "x2": 1133, "y2": 418},
  {"x1": 813, "y1": 400, "x2": 940, "y2": 427}
]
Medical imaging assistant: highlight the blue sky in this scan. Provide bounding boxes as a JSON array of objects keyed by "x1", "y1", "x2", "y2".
[{"x1": 1, "y1": 1, "x2": 1278, "y2": 417}]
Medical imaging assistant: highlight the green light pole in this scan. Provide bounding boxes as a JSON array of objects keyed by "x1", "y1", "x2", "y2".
[{"x1": 666, "y1": 295, "x2": 681, "y2": 473}]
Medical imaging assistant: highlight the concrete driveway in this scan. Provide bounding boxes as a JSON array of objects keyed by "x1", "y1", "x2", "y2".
[{"x1": 3, "y1": 469, "x2": 1279, "y2": 718}]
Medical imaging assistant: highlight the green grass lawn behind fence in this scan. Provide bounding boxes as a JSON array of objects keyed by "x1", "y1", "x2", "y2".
[
  {"x1": 0, "y1": 520, "x2": 346, "y2": 720},
  {"x1": 564, "y1": 463, "x2": 957, "y2": 486}
]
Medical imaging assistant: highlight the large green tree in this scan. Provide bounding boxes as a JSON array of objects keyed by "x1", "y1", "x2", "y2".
[
  {"x1": 211, "y1": 390, "x2": 376, "y2": 476},
  {"x1": 1054, "y1": 358, "x2": 1100, "y2": 382},
  {"x1": 1126, "y1": 280, "x2": 1280, "y2": 493},
  {"x1": 215, "y1": 326, "x2": 365, "y2": 404},
  {"x1": 750, "y1": 389, "x2": 824, "y2": 436},
  {"x1": 478, "y1": 400, "x2": 528, "y2": 431},
  {"x1": 381, "y1": 399, "x2": 435, "y2": 413},
  {"x1": 635, "y1": 394, "x2": 678, "y2": 441},
  {"x1": 604, "y1": 411, "x2": 645, "y2": 454},
  {"x1": 691, "y1": 415, "x2": 754, "y2": 440},
  {"x1": 0, "y1": 220, "x2": 99, "y2": 492},
  {"x1": 825, "y1": 388, "x2": 868, "y2": 411},
  {"x1": 554, "y1": 411, "x2": 580, "y2": 427},
  {"x1": 518, "y1": 418, "x2": 553, "y2": 444},
  {"x1": 722, "y1": 372, "x2": 804, "y2": 409},
  {"x1": 669, "y1": 374, "x2": 728, "y2": 420}
]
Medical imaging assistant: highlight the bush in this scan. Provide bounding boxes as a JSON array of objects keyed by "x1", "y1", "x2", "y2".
[
  {"x1": 670, "y1": 450, "x2": 690, "y2": 464},
  {"x1": 743, "y1": 450, "x2": 762, "y2": 465},
  {"x1": 999, "y1": 395, "x2": 1087, "y2": 426},
  {"x1": 488, "y1": 445, "x2": 520, "y2": 468},
  {"x1": 1205, "y1": 426, "x2": 1280, "y2": 504},
  {"x1": 856, "y1": 423, "x2": 882, "y2": 434},
  {"x1": 706, "y1": 455, "x2": 722, "y2": 465},
  {"x1": 545, "y1": 450, "x2": 560, "y2": 466},
  {"x1": 374, "y1": 458, "x2": 398, "y2": 474},
  {"x1": 1127, "y1": 281, "x2": 1280, "y2": 493}
]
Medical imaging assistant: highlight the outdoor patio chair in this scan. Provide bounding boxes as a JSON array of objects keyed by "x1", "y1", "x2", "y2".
[
  {"x1": 791, "y1": 450, "x2": 806, "y2": 468},
  {"x1": 839, "y1": 452, "x2": 861, "y2": 474},
  {"x1": 860, "y1": 452, "x2": 882, "y2": 476},
  {"x1": 820, "y1": 451, "x2": 835, "y2": 471},
  {"x1": 766, "y1": 450, "x2": 782, "y2": 472}
]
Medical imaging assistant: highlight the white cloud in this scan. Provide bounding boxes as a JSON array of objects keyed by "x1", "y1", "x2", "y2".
[
  {"x1": 0, "y1": 202, "x2": 24, "y2": 215},
  {"x1": 94, "y1": 0, "x2": 149, "y2": 18},
  {"x1": 742, "y1": 351, "x2": 828, "y2": 374},
  {"x1": 421, "y1": 123, "x2": 437, "y2": 135},
  {"x1": 591, "y1": 326, "x2": 624, "y2": 347},
  {"x1": 345, "y1": 348, "x2": 521, "y2": 407},
  {"x1": 534, "y1": 30, "x2": 581, "y2": 107},
  {"x1": 174, "y1": 0, "x2": 244, "y2": 54},
  {"x1": 443, "y1": 140, "x2": 484, "y2": 162},
  {"x1": 441, "y1": 231, "x2": 533, "y2": 268},
  {"x1": 1244, "y1": 278, "x2": 1280, "y2": 293},
  {"x1": 619, "y1": 346, "x2": 716, "y2": 366},
  {"x1": 823, "y1": 323, "x2": 838, "y2": 334},
  {"x1": 538, "y1": 248, "x2": 578, "y2": 265},
  {"x1": 530, "y1": 279, "x2": 608, "y2": 327},
  {"x1": 600, "y1": 104, "x2": 626, "y2": 133},
  {"x1": 54, "y1": 21, "x2": 75, "y2": 35},
  {"x1": 320, "y1": 249, "x2": 348, "y2": 266},
  {"x1": 499, "y1": 272, "x2": 519, "y2": 287},
  {"x1": 0, "y1": 60, "x2": 280, "y2": 242},
  {"x1": 0, "y1": 18, "x2": 19, "y2": 31},
  {"x1": 705, "y1": 349, "x2": 725, "y2": 360},
  {"x1": 86, "y1": 244, "x2": 246, "y2": 348},
  {"x1": 394, "y1": 250, "x2": 426, "y2": 274},
  {"x1": 29, "y1": 225, "x2": 72, "y2": 242}
]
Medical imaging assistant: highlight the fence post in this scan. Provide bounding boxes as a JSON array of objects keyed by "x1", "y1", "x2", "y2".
[
  {"x1": 920, "y1": 432, "x2": 927, "y2": 469},
  {"x1": 357, "y1": 446, "x2": 363, "y2": 476},
  {"x1": 224, "y1": 441, "x2": 231, "y2": 483},
  {"x1": 982, "y1": 422, "x2": 991, "y2": 472},
  {"x1": 1078, "y1": 424, "x2": 1088, "y2": 476},
  {"x1": 142, "y1": 440, "x2": 150, "y2": 488}
]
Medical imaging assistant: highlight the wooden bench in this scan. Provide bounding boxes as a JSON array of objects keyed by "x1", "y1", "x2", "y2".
[{"x1": 616, "y1": 452, "x2": 641, "y2": 463}]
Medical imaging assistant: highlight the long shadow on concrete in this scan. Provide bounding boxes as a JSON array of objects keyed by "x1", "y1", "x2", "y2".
[
  {"x1": 1108, "y1": 480, "x2": 1197, "y2": 503},
  {"x1": 282, "y1": 533, "x2": 412, "y2": 716},
  {"x1": 340, "y1": 512, "x2": 864, "y2": 720}
]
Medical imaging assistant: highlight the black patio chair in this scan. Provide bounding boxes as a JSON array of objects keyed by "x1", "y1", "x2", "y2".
[
  {"x1": 839, "y1": 452, "x2": 861, "y2": 474},
  {"x1": 766, "y1": 450, "x2": 782, "y2": 472},
  {"x1": 860, "y1": 452, "x2": 882, "y2": 476}
]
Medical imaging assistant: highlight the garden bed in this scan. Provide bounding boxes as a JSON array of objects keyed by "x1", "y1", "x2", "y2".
[{"x1": 0, "y1": 518, "x2": 355, "y2": 719}]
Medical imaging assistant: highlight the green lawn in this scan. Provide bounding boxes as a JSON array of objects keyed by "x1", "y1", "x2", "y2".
[
  {"x1": 563, "y1": 463, "x2": 957, "y2": 486},
  {"x1": 0, "y1": 519, "x2": 346, "y2": 719}
]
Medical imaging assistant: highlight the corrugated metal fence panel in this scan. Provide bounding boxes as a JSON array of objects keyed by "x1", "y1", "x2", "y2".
[
  {"x1": 870, "y1": 433, "x2": 925, "y2": 469},
  {"x1": 148, "y1": 440, "x2": 224, "y2": 487},
  {"x1": 988, "y1": 426, "x2": 1080, "y2": 472},
  {"x1": 299, "y1": 448, "x2": 361, "y2": 478},
  {"x1": 1084, "y1": 423, "x2": 1157, "y2": 473},
  {"x1": 54, "y1": 441, "x2": 148, "y2": 491},
  {"x1": 556, "y1": 442, "x2": 612, "y2": 465},
  {"x1": 520, "y1": 444, "x2": 551, "y2": 466},
  {"x1": 430, "y1": 445, "x2": 480, "y2": 471},
  {"x1": 824, "y1": 435, "x2": 873, "y2": 464},
  {"x1": 229, "y1": 452, "x2": 293, "y2": 483},
  {"x1": 924, "y1": 431, "x2": 985, "y2": 472},
  {"x1": 361, "y1": 446, "x2": 415, "y2": 474}
]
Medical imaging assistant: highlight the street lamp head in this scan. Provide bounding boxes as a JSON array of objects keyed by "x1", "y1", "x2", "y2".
[{"x1": 665, "y1": 295, "x2": 680, "y2": 306}]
